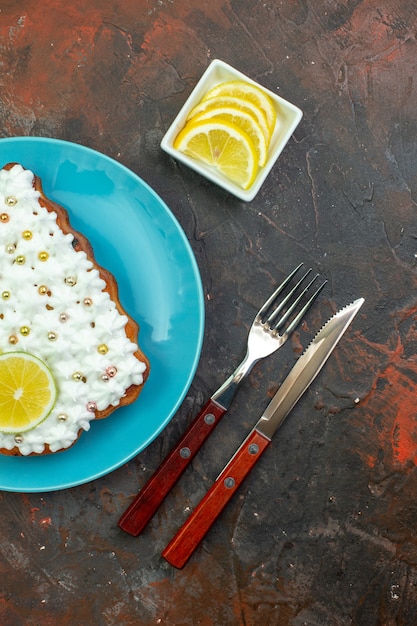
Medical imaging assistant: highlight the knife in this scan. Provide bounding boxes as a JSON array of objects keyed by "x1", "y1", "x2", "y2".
[{"x1": 162, "y1": 298, "x2": 364, "y2": 568}]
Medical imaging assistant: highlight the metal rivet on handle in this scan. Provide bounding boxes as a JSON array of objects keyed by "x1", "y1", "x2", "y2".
[
  {"x1": 248, "y1": 443, "x2": 259, "y2": 455},
  {"x1": 224, "y1": 477, "x2": 235, "y2": 489},
  {"x1": 180, "y1": 447, "x2": 191, "y2": 459},
  {"x1": 204, "y1": 413, "x2": 215, "y2": 425}
]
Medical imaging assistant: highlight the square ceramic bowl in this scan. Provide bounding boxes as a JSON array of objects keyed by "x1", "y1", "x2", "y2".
[{"x1": 161, "y1": 59, "x2": 303, "y2": 202}]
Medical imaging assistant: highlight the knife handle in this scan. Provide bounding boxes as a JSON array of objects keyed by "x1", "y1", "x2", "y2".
[
  {"x1": 162, "y1": 429, "x2": 270, "y2": 569},
  {"x1": 118, "y1": 399, "x2": 226, "y2": 536}
]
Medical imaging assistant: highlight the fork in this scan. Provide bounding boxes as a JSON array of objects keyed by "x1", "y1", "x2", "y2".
[{"x1": 118, "y1": 264, "x2": 326, "y2": 536}]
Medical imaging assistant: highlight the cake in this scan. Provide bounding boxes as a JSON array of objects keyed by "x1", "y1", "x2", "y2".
[{"x1": 0, "y1": 163, "x2": 149, "y2": 456}]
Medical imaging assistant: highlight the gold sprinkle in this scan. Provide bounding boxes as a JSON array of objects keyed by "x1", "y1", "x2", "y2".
[
  {"x1": 20, "y1": 326, "x2": 30, "y2": 336},
  {"x1": 48, "y1": 331, "x2": 57, "y2": 341},
  {"x1": 14, "y1": 435, "x2": 23, "y2": 444},
  {"x1": 2, "y1": 291, "x2": 10, "y2": 300},
  {"x1": 8, "y1": 335, "x2": 18, "y2": 345},
  {"x1": 0, "y1": 213, "x2": 9, "y2": 223},
  {"x1": 58, "y1": 413, "x2": 68, "y2": 421},
  {"x1": 97, "y1": 344, "x2": 108, "y2": 355},
  {"x1": 72, "y1": 371, "x2": 83, "y2": 381},
  {"x1": 38, "y1": 285, "x2": 48, "y2": 295},
  {"x1": 6, "y1": 243, "x2": 16, "y2": 254},
  {"x1": 83, "y1": 298, "x2": 93, "y2": 306},
  {"x1": 22, "y1": 230, "x2": 32, "y2": 240},
  {"x1": 38, "y1": 251, "x2": 49, "y2": 261},
  {"x1": 65, "y1": 276, "x2": 77, "y2": 287},
  {"x1": 5, "y1": 196, "x2": 17, "y2": 206},
  {"x1": 15, "y1": 255, "x2": 25, "y2": 265}
]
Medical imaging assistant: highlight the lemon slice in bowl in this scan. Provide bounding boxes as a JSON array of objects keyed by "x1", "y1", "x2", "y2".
[
  {"x1": 174, "y1": 118, "x2": 258, "y2": 189},
  {"x1": 187, "y1": 95, "x2": 271, "y2": 146},
  {"x1": 0, "y1": 352, "x2": 57, "y2": 433},
  {"x1": 190, "y1": 105, "x2": 268, "y2": 167},
  {"x1": 202, "y1": 80, "x2": 277, "y2": 134}
]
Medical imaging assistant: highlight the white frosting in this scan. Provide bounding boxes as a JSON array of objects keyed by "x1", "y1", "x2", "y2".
[{"x1": 0, "y1": 164, "x2": 147, "y2": 455}]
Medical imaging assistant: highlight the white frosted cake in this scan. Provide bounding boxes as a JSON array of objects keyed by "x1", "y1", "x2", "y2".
[{"x1": 0, "y1": 163, "x2": 149, "y2": 456}]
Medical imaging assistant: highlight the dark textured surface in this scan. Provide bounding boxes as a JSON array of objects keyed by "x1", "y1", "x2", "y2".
[{"x1": 1, "y1": 1, "x2": 417, "y2": 624}]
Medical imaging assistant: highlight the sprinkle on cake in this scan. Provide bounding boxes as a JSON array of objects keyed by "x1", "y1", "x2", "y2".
[{"x1": 0, "y1": 163, "x2": 149, "y2": 456}]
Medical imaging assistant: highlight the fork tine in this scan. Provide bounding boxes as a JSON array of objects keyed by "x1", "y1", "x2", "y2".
[
  {"x1": 279, "y1": 278, "x2": 327, "y2": 338},
  {"x1": 257, "y1": 263, "x2": 304, "y2": 320},
  {"x1": 266, "y1": 268, "x2": 313, "y2": 326}
]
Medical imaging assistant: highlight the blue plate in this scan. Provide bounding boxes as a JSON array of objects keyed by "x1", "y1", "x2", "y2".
[{"x1": 0, "y1": 137, "x2": 204, "y2": 492}]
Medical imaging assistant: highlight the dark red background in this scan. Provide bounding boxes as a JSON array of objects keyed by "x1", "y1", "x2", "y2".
[{"x1": 1, "y1": 1, "x2": 417, "y2": 624}]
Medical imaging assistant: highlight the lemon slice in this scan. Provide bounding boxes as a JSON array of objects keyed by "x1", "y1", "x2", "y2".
[
  {"x1": 190, "y1": 106, "x2": 268, "y2": 167},
  {"x1": 0, "y1": 352, "x2": 57, "y2": 433},
  {"x1": 202, "y1": 80, "x2": 276, "y2": 133},
  {"x1": 174, "y1": 118, "x2": 258, "y2": 189},
  {"x1": 187, "y1": 95, "x2": 271, "y2": 145}
]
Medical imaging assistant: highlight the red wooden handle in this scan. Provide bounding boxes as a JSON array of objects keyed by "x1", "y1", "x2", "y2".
[
  {"x1": 118, "y1": 399, "x2": 226, "y2": 536},
  {"x1": 162, "y1": 429, "x2": 270, "y2": 569}
]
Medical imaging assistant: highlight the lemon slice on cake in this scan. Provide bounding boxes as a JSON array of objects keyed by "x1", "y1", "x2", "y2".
[
  {"x1": 174, "y1": 118, "x2": 258, "y2": 189},
  {"x1": 0, "y1": 352, "x2": 57, "y2": 433}
]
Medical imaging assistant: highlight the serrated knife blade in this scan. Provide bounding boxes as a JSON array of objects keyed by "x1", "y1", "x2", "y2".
[{"x1": 256, "y1": 297, "x2": 364, "y2": 439}]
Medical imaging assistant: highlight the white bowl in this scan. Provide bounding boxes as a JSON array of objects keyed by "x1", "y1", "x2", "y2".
[{"x1": 161, "y1": 59, "x2": 303, "y2": 202}]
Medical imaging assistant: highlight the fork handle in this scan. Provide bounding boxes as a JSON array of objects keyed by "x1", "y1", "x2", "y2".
[
  {"x1": 162, "y1": 429, "x2": 270, "y2": 569},
  {"x1": 118, "y1": 399, "x2": 226, "y2": 536}
]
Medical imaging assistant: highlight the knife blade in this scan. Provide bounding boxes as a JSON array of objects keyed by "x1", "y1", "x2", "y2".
[{"x1": 162, "y1": 298, "x2": 364, "y2": 568}]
